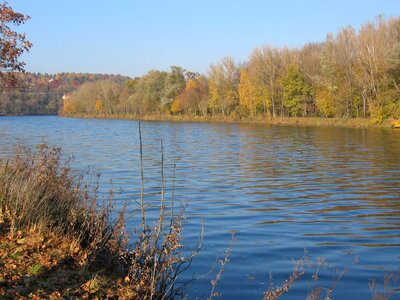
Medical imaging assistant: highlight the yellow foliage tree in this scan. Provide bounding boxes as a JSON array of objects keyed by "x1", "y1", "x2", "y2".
[
  {"x1": 63, "y1": 97, "x2": 74, "y2": 114},
  {"x1": 207, "y1": 57, "x2": 240, "y2": 116},
  {"x1": 170, "y1": 96, "x2": 183, "y2": 114},
  {"x1": 94, "y1": 99, "x2": 103, "y2": 113},
  {"x1": 208, "y1": 80, "x2": 220, "y2": 115},
  {"x1": 239, "y1": 68, "x2": 268, "y2": 117},
  {"x1": 239, "y1": 69, "x2": 255, "y2": 117},
  {"x1": 239, "y1": 69, "x2": 253, "y2": 116},
  {"x1": 94, "y1": 100, "x2": 104, "y2": 113},
  {"x1": 315, "y1": 88, "x2": 335, "y2": 117},
  {"x1": 185, "y1": 78, "x2": 199, "y2": 92}
]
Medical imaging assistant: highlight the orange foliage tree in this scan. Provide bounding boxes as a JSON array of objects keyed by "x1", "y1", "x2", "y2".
[
  {"x1": 0, "y1": 1, "x2": 32, "y2": 87},
  {"x1": 171, "y1": 78, "x2": 209, "y2": 115},
  {"x1": 170, "y1": 96, "x2": 183, "y2": 114}
]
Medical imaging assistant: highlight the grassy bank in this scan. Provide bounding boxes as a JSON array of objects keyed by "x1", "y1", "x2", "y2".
[
  {"x1": 61, "y1": 113, "x2": 395, "y2": 128},
  {"x1": 0, "y1": 145, "x2": 195, "y2": 299}
]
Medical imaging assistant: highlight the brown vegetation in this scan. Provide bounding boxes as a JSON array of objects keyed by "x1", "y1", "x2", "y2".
[
  {"x1": 0, "y1": 1, "x2": 32, "y2": 88},
  {"x1": 66, "y1": 112, "x2": 387, "y2": 128},
  {"x1": 0, "y1": 144, "x2": 197, "y2": 299}
]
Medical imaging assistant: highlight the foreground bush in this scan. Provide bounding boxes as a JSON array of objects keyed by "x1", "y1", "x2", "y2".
[{"x1": 0, "y1": 145, "x2": 196, "y2": 299}]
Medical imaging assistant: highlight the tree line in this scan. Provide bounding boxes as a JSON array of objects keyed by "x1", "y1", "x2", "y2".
[
  {"x1": 0, "y1": 73, "x2": 129, "y2": 115},
  {"x1": 2, "y1": 15, "x2": 399, "y2": 124},
  {"x1": 62, "y1": 16, "x2": 400, "y2": 124}
]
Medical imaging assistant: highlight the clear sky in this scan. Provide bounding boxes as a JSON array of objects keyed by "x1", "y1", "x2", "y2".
[{"x1": 10, "y1": 0, "x2": 400, "y2": 78}]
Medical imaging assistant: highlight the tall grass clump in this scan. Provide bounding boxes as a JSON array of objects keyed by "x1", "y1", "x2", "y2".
[
  {"x1": 0, "y1": 143, "x2": 198, "y2": 299},
  {"x1": 0, "y1": 145, "x2": 125, "y2": 261}
]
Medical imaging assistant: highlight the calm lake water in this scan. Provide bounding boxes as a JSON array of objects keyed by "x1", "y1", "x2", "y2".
[{"x1": 1, "y1": 116, "x2": 400, "y2": 299}]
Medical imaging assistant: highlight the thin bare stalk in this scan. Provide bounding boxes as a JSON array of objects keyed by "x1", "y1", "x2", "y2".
[
  {"x1": 369, "y1": 269, "x2": 400, "y2": 300},
  {"x1": 150, "y1": 140, "x2": 165, "y2": 299},
  {"x1": 170, "y1": 163, "x2": 176, "y2": 220},
  {"x1": 159, "y1": 139, "x2": 165, "y2": 234},
  {"x1": 208, "y1": 232, "x2": 236, "y2": 300},
  {"x1": 325, "y1": 268, "x2": 346, "y2": 300},
  {"x1": 264, "y1": 257, "x2": 305, "y2": 300},
  {"x1": 138, "y1": 122, "x2": 145, "y2": 230}
]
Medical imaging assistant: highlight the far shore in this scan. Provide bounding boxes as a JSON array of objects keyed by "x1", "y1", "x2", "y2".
[{"x1": 59, "y1": 113, "x2": 396, "y2": 129}]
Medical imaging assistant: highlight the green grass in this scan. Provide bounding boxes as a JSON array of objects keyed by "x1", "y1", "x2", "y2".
[{"x1": 28, "y1": 263, "x2": 44, "y2": 276}]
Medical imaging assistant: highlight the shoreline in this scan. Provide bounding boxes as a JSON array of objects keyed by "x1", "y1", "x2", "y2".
[
  {"x1": 60, "y1": 113, "x2": 395, "y2": 129},
  {"x1": 0, "y1": 145, "x2": 191, "y2": 299}
]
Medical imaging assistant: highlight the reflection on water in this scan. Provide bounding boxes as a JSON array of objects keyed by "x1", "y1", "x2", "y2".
[{"x1": 1, "y1": 116, "x2": 400, "y2": 299}]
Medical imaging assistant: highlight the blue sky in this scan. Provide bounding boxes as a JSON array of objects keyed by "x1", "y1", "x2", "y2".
[{"x1": 10, "y1": 0, "x2": 400, "y2": 77}]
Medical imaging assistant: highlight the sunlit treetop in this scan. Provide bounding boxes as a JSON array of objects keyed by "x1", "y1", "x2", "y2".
[{"x1": 0, "y1": 1, "x2": 32, "y2": 87}]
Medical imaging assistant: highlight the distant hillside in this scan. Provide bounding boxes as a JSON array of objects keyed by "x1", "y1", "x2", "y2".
[{"x1": 0, "y1": 72, "x2": 130, "y2": 115}]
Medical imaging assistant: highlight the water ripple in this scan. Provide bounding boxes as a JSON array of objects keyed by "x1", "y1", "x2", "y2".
[{"x1": 1, "y1": 116, "x2": 400, "y2": 299}]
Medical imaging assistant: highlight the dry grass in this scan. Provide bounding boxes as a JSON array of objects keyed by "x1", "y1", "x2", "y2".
[
  {"x1": 208, "y1": 232, "x2": 236, "y2": 300},
  {"x1": 65, "y1": 113, "x2": 394, "y2": 128},
  {"x1": 263, "y1": 254, "x2": 348, "y2": 300},
  {"x1": 264, "y1": 257, "x2": 306, "y2": 300},
  {"x1": 0, "y1": 143, "x2": 198, "y2": 299},
  {"x1": 369, "y1": 270, "x2": 400, "y2": 300}
]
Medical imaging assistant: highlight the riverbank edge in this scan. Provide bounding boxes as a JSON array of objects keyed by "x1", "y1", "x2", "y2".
[
  {"x1": 60, "y1": 113, "x2": 396, "y2": 128},
  {"x1": 0, "y1": 145, "x2": 189, "y2": 299}
]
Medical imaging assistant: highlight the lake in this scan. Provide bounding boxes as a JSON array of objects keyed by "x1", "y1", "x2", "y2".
[{"x1": 1, "y1": 116, "x2": 399, "y2": 299}]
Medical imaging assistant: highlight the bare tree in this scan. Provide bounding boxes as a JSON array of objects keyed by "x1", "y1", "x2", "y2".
[{"x1": 248, "y1": 45, "x2": 283, "y2": 117}]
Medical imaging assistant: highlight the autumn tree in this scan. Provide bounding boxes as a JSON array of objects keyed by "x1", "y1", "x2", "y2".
[
  {"x1": 384, "y1": 25, "x2": 400, "y2": 119},
  {"x1": 316, "y1": 33, "x2": 340, "y2": 117},
  {"x1": 281, "y1": 65, "x2": 314, "y2": 117},
  {"x1": 171, "y1": 76, "x2": 209, "y2": 115},
  {"x1": 195, "y1": 76, "x2": 210, "y2": 116},
  {"x1": 208, "y1": 57, "x2": 240, "y2": 116},
  {"x1": 315, "y1": 88, "x2": 335, "y2": 117},
  {"x1": 121, "y1": 67, "x2": 187, "y2": 115},
  {"x1": 248, "y1": 45, "x2": 282, "y2": 117},
  {"x1": 355, "y1": 16, "x2": 400, "y2": 123},
  {"x1": 99, "y1": 80, "x2": 120, "y2": 114},
  {"x1": 62, "y1": 80, "x2": 121, "y2": 115},
  {"x1": 127, "y1": 70, "x2": 167, "y2": 115},
  {"x1": 297, "y1": 42, "x2": 323, "y2": 83},
  {"x1": 238, "y1": 69, "x2": 252, "y2": 116},
  {"x1": 335, "y1": 26, "x2": 359, "y2": 117},
  {"x1": 0, "y1": 1, "x2": 31, "y2": 87},
  {"x1": 160, "y1": 66, "x2": 186, "y2": 109},
  {"x1": 238, "y1": 68, "x2": 266, "y2": 117}
]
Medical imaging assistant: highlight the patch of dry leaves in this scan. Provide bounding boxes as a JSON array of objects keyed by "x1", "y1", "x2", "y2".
[{"x1": 0, "y1": 228, "x2": 136, "y2": 299}]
